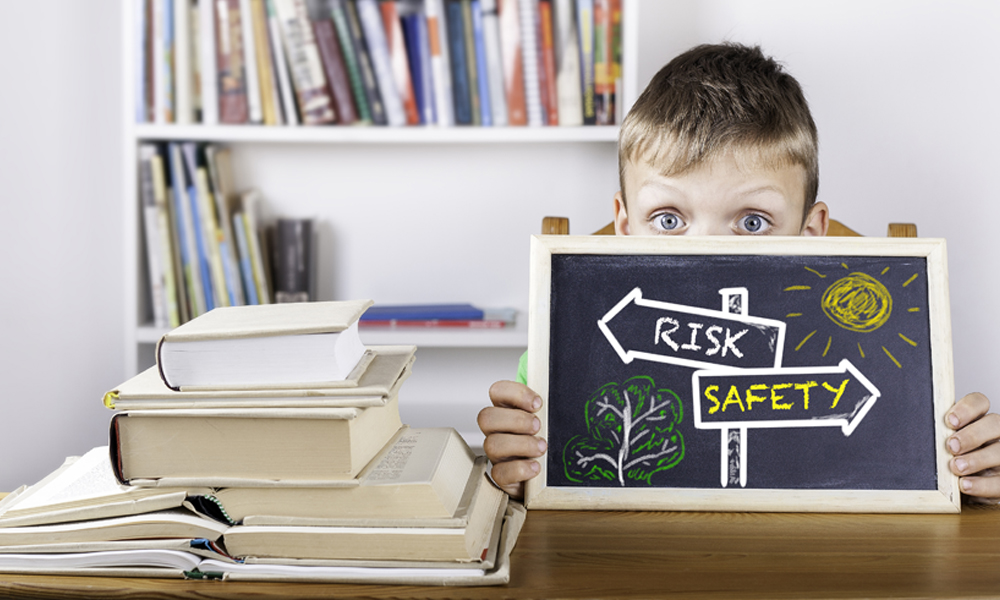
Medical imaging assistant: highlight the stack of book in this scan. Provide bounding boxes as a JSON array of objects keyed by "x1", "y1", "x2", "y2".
[
  {"x1": 136, "y1": 0, "x2": 622, "y2": 127},
  {"x1": 0, "y1": 301, "x2": 522, "y2": 584}
]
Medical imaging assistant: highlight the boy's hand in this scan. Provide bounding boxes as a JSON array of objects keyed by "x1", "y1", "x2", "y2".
[
  {"x1": 478, "y1": 381, "x2": 547, "y2": 499},
  {"x1": 946, "y1": 392, "x2": 1000, "y2": 502}
]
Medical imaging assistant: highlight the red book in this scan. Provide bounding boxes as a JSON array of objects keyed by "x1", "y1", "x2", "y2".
[
  {"x1": 498, "y1": 0, "x2": 527, "y2": 125},
  {"x1": 538, "y1": 0, "x2": 559, "y2": 125},
  {"x1": 216, "y1": 0, "x2": 250, "y2": 123},
  {"x1": 313, "y1": 18, "x2": 359, "y2": 125}
]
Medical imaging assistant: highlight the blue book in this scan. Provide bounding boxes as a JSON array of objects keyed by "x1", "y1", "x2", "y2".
[
  {"x1": 231, "y1": 213, "x2": 259, "y2": 305},
  {"x1": 445, "y1": 0, "x2": 472, "y2": 125},
  {"x1": 360, "y1": 304, "x2": 485, "y2": 321},
  {"x1": 470, "y1": 0, "x2": 492, "y2": 126},
  {"x1": 180, "y1": 144, "x2": 215, "y2": 311},
  {"x1": 402, "y1": 13, "x2": 436, "y2": 125}
]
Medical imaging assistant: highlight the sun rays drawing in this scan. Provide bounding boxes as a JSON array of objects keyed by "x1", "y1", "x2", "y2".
[{"x1": 783, "y1": 263, "x2": 923, "y2": 368}]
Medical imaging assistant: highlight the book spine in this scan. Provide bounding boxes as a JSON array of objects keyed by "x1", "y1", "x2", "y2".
[
  {"x1": 402, "y1": 12, "x2": 436, "y2": 125},
  {"x1": 167, "y1": 143, "x2": 207, "y2": 317},
  {"x1": 312, "y1": 18, "x2": 359, "y2": 125},
  {"x1": 553, "y1": 0, "x2": 581, "y2": 125},
  {"x1": 538, "y1": 0, "x2": 558, "y2": 124},
  {"x1": 518, "y1": 0, "x2": 543, "y2": 126},
  {"x1": 423, "y1": 0, "x2": 454, "y2": 126},
  {"x1": 250, "y1": 0, "x2": 281, "y2": 125},
  {"x1": 592, "y1": 0, "x2": 611, "y2": 125},
  {"x1": 497, "y1": 0, "x2": 526, "y2": 125},
  {"x1": 445, "y1": 0, "x2": 471, "y2": 125},
  {"x1": 344, "y1": 0, "x2": 387, "y2": 125},
  {"x1": 266, "y1": 0, "x2": 300, "y2": 125},
  {"x1": 356, "y1": 0, "x2": 405, "y2": 126},
  {"x1": 144, "y1": 0, "x2": 157, "y2": 122},
  {"x1": 273, "y1": 0, "x2": 338, "y2": 124},
  {"x1": 470, "y1": 0, "x2": 492, "y2": 126},
  {"x1": 480, "y1": 0, "x2": 507, "y2": 126},
  {"x1": 198, "y1": 0, "x2": 219, "y2": 124},
  {"x1": 461, "y1": 0, "x2": 481, "y2": 126},
  {"x1": 136, "y1": 0, "x2": 148, "y2": 122},
  {"x1": 216, "y1": 0, "x2": 250, "y2": 123},
  {"x1": 204, "y1": 146, "x2": 246, "y2": 306},
  {"x1": 149, "y1": 149, "x2": 182, "y2": 327},
  {"x1": 610, "y1": 0, "x2": 621, "y2": 125},
  {"x1": 272, "y1": 218, "x2": 314, "y2": 303},
  {"x1": 231, "y1": 211, "x2": 260, "y2": 304},
  {"x1": 139, "y1": 145, "x2": 170, "y2": 328},
  {"x1": 174, "y1": 0, "x2": 194, "y2": 123},
  {"x1": 575, "y1": 0, "x2": 595, "y2": 125},
  {"x1": 380, "y1": 0, "x2": 420, "y2": 125},
  {"x1": 329, "y1": 0, "x2": 373, "y2": 123},
  {"x1": 238, "y1": 0, "x2": 264, "y2": 122},
  {"x1": 180, "y1": 144, "x2": 218, "y2": 311},
  {"x1": 359, "y1": 319, "x2": 509, "y2": 328},
  {"x1": 241, "y1": 191, "x2": 272, "y2": 304},
  {"x1": 152, "y1": 0, "x2": 168, "y2": 123}
]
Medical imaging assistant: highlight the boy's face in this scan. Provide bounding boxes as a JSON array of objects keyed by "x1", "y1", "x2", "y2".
[{"x1": 614, "y1": 152, "x2": 828, "y2": 237}]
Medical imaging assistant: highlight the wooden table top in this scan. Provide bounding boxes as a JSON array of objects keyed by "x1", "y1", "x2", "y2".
[{"x1": 2, "y1": 505, "x2": 1000, "y2": 599}]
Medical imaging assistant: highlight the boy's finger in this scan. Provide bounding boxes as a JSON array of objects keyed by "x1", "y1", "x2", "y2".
[
  {"x1": 946, "y1": 392, "x2": 991, "y2": 429},
  {"x1": 958, "y1": 471, "x2": 1000, "y2": 500},
  {"x1": 477, "y1": 406, "x2": 541, "y2": 437},
  {"x1": 483, "y1": 432, "x2": 547, "y2": 463},
  {"x1": 950, "y1": 442, "x2": 1000, "y2": 478},
  {"x1": 488, "y1": 380, "x2": 543, "y2": 412},
  {"x1": 947, "y1": 412, "x2": 1000, "y2": 456},
  {"x1": 490, "y1": 460, "x2": 540, "y2": 498}
]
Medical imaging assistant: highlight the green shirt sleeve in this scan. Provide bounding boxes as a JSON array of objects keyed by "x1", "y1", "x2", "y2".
[{"x1": 516, "y1": 350, "x2": 528, "y2": 385}]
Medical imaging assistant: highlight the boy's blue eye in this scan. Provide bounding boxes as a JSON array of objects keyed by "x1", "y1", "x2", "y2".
[
  {"x1": 742, "y1": 215, "x2": 766, "y2": 232},
  {"x1": 657, "y1": 214, "x2": 682, "y2": 231}
]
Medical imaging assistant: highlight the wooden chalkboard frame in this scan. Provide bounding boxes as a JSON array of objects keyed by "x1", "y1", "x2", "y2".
[{"x1": 525, "y1": 235, "x2": 959, "y2": 513}]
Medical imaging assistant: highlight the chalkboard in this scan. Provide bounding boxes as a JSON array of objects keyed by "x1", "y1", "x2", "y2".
[{"x1": 525, "y1": 236, "x2": 959, "y2": 513}]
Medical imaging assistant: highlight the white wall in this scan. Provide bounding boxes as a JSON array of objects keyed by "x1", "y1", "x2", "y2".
[{"x1": 0, "y1": 1, "x2": 998, "y2": 491}]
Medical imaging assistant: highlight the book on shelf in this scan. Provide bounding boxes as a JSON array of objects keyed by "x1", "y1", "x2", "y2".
[
  {"x1": 215, "y1": 0, "x2": 252, "y2": 123},
  {"x1": 139, "y1": 144, "x2": 175, "y2": 329},
  {"x1": 266, "y1": 0, "x2": 301, "y2": 124},
  {"x1": 518, "y1": 0, "x2": 544, "y2": 125},
  {"x1": 239, "y1": 0, "x2": 266, "y2": 123},
  {"x1": 574, "y1": 0, "x2": 595, "y2": 124},
  {"x1": 538, "y1": 0, "x2": 559, "y2": 124},
  {"x1": 174, "y1": 0, "x2": 195, "y2": 123},
  {"x1": 479, "y1": 0, "x2": 507, "y2": 126},
  {"x1": 327, "y1": 0, "x2": 373, "y2": 123},
  {"x1": 359, "y1": 302, "x2": 484, "y2": 321},
  {"x1": 182, "y1": 143, "x2": 231, "y2": 309},
  {"x1": 234, "y1": 189, "x2": 274, "y2": 304},
  {"x1": 110, "y1": 399, "x2": 402, "y2": 486},
  {"x1": 273, "y1": 0, "x2": 338, "y2": 124},
  {"x1": 310, "y1": 2, "x2": 359, "y2": 125},
  {"x1": 380, "y1": 0, "x2": 420, "y2": 125},
  {"x1": 444, "y1": 0, "x2": 472, "y2": 124},
  {"x1": 249, "y1": 0, "x2": 283, "y2": 125},
  {"x1": 156, "y1": 299, "x2": 373, "y2": 390},
  {"x1": 592, "y1": 0, "x2": 614, "y2": 125},
  {"x1": 342, "y1": 0, "x2": 388, "y2": 124},
  {"x1": 401, "y1": 6, "x2": 436, "y2": 125},
  {"x1": 553, "y1": 0, "x2": 582, "y2": 125},
  {"x1": 198, "y1": 0, "x2": 221, "y2": 124},
  {"x1": 167, "y1": 142, "x2": 210, "y2": 316},
  {"x1": 498, "y1": 0, "x2": 527, "y2": 125},
  {"x1": 460, "y1": 0, "x2": 482, "y2": 126},
  {"x1": 424, "y1": 0, "x2": 455, "y2": 126},
  {"x1": 470, "y1": 0, "x2": 492, "y2": 126},
  {"x1": 105, "y1": 345, "x2": 416, "y2": 410},
  {"x1": 356, "y1": 0, "x2": 407, "y2": 126},
  {"x1": 270, "y1": 217, "x2": 315, "y2": 303},
  {"x1": 204, "y1": 145, "x2": 247, "y2": 306}
]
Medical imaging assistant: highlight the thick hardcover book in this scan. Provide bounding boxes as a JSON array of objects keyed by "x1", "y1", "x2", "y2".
[
  {"x1": 105, "y1": 346, "x2": 415, "y2": 410},
  {"x1": 266, "y1": 0, "x2": 301, "y2": 124},
  {"x1": 553, "y1": 0, "x2": 581, "y2": 125},
  {"x1": 574, "y1": 0, "x2": 595, "y2": 124},
  {"x1": 424, "y1": 0, "x2": 454, "y2": 126},
  {"x1": 380, "y1": 0, "x2": 419, "y2": 125},
  {"x1": 156, "y1": 299, "x2": 373, "y2": 390},
  {"x1": 110, "y1": 402, "x2": 402, "y2": 485},
  {"x1": 215, "y1": 0, "x2": 250, "y2": 123},
  {"x1": 401, "y1": 11, "x2": 435, "y2": 125},
  {"x1": 538, "y1": 0, "x2": 559, "y2": 124},
  {"x1": 273, "y1": 0, "x2": 337, "y2": 124},
  {"x1": 445, "y1": 0, "x2": 472, "y2": 125},
  {"x1": 312, "y1": 18, "x2": 359, "y2": 125},
  {"x1": 497, "y1": 0, "x2": 527, "y2": 124},
  {"x1": 356, "y1": 0, "x2": 405, "y2": 126},
  {"x1": 343, "y1": 0, "x2": 387, "y2": 124}
]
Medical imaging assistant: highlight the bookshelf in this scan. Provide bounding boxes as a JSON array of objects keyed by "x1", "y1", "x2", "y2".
[{"x1": 121, "y1": 0, "x2": 641, "y2": 444}]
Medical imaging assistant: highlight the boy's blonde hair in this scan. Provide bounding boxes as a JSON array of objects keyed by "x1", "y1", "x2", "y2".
[{"x1": 619, "y1": 43, "x2": 819, "y2": 223}]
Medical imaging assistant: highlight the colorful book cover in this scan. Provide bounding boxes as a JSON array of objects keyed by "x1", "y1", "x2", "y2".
[
  {"x1": 357, "y1": 0, "x2": 406, "y2": 126},
  {"x1": 538, "y1": 0, "x2": 559, "y2": 124},
  {"x1": 329, "y1": 0, "x2": 373, "y2": 123},
  {"x1": 273, "y1": 0, "x2": 337, "y2": 124},
  {"x1": 360, "y1": 304, "x2": 486, "y2": 321},
  {"x1": 402, "y1": 11, "x2": 436, "y2": 125},
  {"x1": 344, "y1": 0, "x2": 387, "y2": 125},
  {"x1": 167, "y1": 143, "x2": 208, "y2": 317},
  {"x1": 592, "y1": 0, "x2": 613, "y2": 125},
  {"x1": 498, "y1": 0, "x2": 527, "y2": 125},
  {"x1": 379, "y1": 0, "x2": 420, "y2": 125},
  {"x1": 424, "y1": 0, "x2": 454, "y2": 126},
  {"x1": 312, "y1": 17, "x2": 359, "y2": 125},
  {"x1": 180, "y1": 143, "x2": 219, "y2": 312},
  {"x1": 216, "y1": 0, "x2": 250, "y2": 123}
]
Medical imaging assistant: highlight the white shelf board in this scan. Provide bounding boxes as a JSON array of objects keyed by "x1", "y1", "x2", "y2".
[
  {"x1": 133, "y1": 124, "x2": 618, "y2": 144},
  {"x1": 135, "y1": 322, "x2": 528, "y2": 349}
]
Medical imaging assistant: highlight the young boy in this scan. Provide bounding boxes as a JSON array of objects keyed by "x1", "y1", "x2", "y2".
[{"x1": 478, "y1": 43, "x2": 1000, "y2": 502}]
